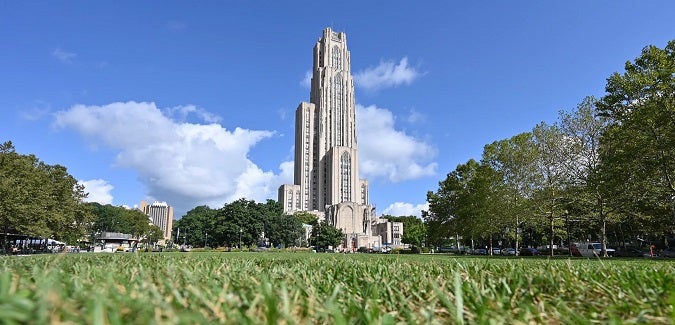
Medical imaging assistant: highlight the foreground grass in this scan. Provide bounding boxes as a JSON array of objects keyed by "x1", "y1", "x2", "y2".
[{"x1": 0, "y1": 252, "x2": 673, "y2": 324}]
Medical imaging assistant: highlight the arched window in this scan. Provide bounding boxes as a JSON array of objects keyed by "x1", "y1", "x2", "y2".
[
  {"x1": 331, "y1": 46, "x2": 341, "y2": 70},
  {"x1": 340, "y1": 152, "x2": 351, "y2": 202}
]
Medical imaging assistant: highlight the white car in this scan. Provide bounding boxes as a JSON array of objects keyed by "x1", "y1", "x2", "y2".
[{"x1": 576, "y1": 242, "x2": 615, "y2": 257}]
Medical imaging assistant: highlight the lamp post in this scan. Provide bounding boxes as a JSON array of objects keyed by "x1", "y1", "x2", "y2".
[
  {"x1": 204, "y1": 232, "x2": 208, "y2": 248},
  {"x1": 239, "y1": 228, "x2": 243, "y2": 250}
]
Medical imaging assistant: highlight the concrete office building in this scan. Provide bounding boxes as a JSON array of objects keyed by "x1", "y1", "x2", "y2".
[
  {"x1": 279, "y1": 28, "x2": 402, "y2": 251},
  {"x1": 140, "y1": 200, "x2": 174, "y2": 242}
]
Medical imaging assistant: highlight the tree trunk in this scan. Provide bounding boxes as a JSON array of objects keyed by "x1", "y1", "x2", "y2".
[
  {"x1": 599, "y1": 197, "x2": 608, "y2": 257},
  {"x1": 515, "y1": 214, "x2": 519, "y2": 256},
  {"x1": 489, "y1": 234, "x2": 493, "y2": 256},
  {"x1": 549, "y1": 210, "x2": 555, "y2": 257},
  {"x1": 2, "y1": 226, "x2": 6, "y2": 254}
]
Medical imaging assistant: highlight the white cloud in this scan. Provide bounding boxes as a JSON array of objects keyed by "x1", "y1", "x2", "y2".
[
  {"x1": 52, "y1": 48, "x2": 77, "y2": 63},
  {"x1": 278, "y1": 160, "x2": 294, "y2": 184},
  {"x1": 79, "y1": 179, "x2": 114, "y2": 205},
  {"x1": 166, "y1": 105, "x2": 222, "y2": 123},
  {"x1": 406, "y1": 109, "x2": 426, "y2": 124},
  {"x1": 300, "y1": 70, "x2": 312, "y2": 88},
  {"x1": 354, "y1": 57, "x2": 421, "y2": 91},
  {"x1": 54, "y1": 101, "x2": 279, "y2": 215},
  {"x1": 382, "y1": 202, "x2": 429, "y2": 218},
  {"x1": 20, "y1": 100, "x2": 52, "y2": 121},
  {"x1": 357, "y1": 104, "x2": 437, "y2": 182}
]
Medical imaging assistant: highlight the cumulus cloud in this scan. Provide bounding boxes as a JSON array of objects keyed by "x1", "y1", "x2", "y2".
[
  {"x1": 354, "y1": 57, "x2": 421, "y2": 91},
  {"x1": 166, "y1": 105, "x2": 222, "y2": 123},
  {"x1": 54, "y1": 101, "x2": 280, "y2": 215},
  {"x1": 52, "y1": 48, "x2": 77, "y2": 63},
  {"x1": 357, "y1": 104, "x2": 437, "y2": 182},
  {"x1": 406, "y1": 109, "x2": 426, "y2": 124},
  {"x1": 278, "y1": 160, "x2": 294, "y2": 184},
  {"x1": 79, "y1": 179, "x2": 114, "y2": 205},
  {"x1": 382, "y1": 202, "x2": 429, "y2": 218},
  {"x1": 300, "y1": 70, "x2": 312, "y2": 88}
]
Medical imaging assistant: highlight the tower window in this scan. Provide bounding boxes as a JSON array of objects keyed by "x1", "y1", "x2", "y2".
[
  {"x1": 331, "y1": 46, "x2": 341, "y2": 70},
  {"x1": 340, "y1": 152, "x2": 351, "y2": 202}
]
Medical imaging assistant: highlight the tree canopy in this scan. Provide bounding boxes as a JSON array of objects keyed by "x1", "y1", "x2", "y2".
[
  {"x1": 1, "y1": 141, "x2": 93, "y2": 249},
  {"x1": 424, "y1": 40, "x2": 675, "y2": 253},
  {"x1": 173, "y1": 199, "x2": 305, "y2": 248}
]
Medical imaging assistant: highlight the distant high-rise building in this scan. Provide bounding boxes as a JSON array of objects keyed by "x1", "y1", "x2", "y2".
[
  {"x1": 279, "y1": 28, "x2": 400, "y2": 251},
  {"x1": 140, "y1": 200, "x2": 174, "y2": 241}
]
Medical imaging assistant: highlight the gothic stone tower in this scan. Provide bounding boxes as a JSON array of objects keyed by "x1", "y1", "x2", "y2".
[{"x1": 279, "y1": 28, "x2": 375, "y2": 249}]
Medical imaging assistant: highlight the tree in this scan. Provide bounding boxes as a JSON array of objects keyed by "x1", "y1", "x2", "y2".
[
  {"x1": 0, "y1": 141, "x2": 91, "y2": 250},
  {"x1": 482, "y1": 132, "x2": 538, "y2": 254},
  {"x1": 383, "y1": 215, "x2": 426, "y2": 247},
  {"x1": 597, "y1": 40, "x2": 675, "y2": 243},
  {"x1": 173, "y1": 205, "x2": 217, "y2": 247},
  {"x1": 266, "y1": 214, "x2": 303, "y2": 248},
  {"x1": 294, "y1": 211, "x2": 319, "y2": 226},
  {"x1": 144, "y1": 225, "x2": 164, "y2": 246},
  {"x1": 425, "y1": 160, "x2": 479, "y2": 248},
  {"x1": 425, "y1": 159, "x2": 506, "y2": 250},
  {"x1": 310, "y1": 222, "x2": 344, "y2": 250},
  {"x1": 558, "y1": 96, "x2": 615, "y2": 256},
  {"x1": 530, "y1": 122, "x2": 572, "y2": 256}
]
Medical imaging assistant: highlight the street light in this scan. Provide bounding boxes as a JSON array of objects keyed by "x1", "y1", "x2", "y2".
[
  {"x1": 205, "y1": 232, "x2": 208, "y2": 248},
  {"x1": 239, "y1": 228, "x2": 243, "y2": 250}
]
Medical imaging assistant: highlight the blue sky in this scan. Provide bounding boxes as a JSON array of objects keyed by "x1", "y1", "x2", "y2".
[{"x1": 1, "y1": 1, "x2": 673, "y2": 218}]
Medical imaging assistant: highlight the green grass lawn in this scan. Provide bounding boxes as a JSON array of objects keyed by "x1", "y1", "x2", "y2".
[{"x1": 1, "y1": 252, "x2": 673, "y2": 324}]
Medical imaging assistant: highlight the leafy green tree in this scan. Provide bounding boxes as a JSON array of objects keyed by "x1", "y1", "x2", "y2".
[
  {"x1": 310, "y1": 222, "x2": 344, "y2": 250},
  {"x1": 482, "y1": 132, "x2": 538, "y2": 253},
  {"x1": 558, "y1": 96, "x2": 616, "y2": 256},
  {"x1": 424, "y1": 160, "x2": 477, "y2": 248},
  {"x1": 173, "y1": 205, "x2": 217, "y2": 247},
  {"x1": 530, "y1": 122, "x2": 573, "y2": 256},
  {"x1": 426, "y1": 159, "x2": 501, "y2": 249},
  {"x1": 294, "y1": 211, "x2": 319, "y2": 225},
  {"x1": 144, "y1": 224, "x2": 164, "y2": 246},
  {"x1": 266, "y1": 214, "x2": 303, "y2": 248},
  {"x1": 383, "y1": 215, "x2": 426, "y2": 247},
  {"x1": 597, "y1": 40, "x2": 675, "y2": 242},
  {"x1": 0, "y1": 141, "x2": 91, "y2": 249}
]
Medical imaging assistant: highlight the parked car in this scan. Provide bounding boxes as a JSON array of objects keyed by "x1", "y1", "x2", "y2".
[
  {"x1": 661, "y1": 247, "x2": 675, "y2": 258},
  {"x1": 614, "y1": 247, "x2": 653, "y2": 258},
  {"x1": 472, "y1": 248, "x2": 488, "y2": 255},
  {"x1": 519, "y1": 247, "x2": 540, "y2": 256},
  {"x1": 576, "y1": 242, "x2": 615, "y2": 257},
  {"x1": 491, "y1": 248, "x2": 501, "y2": 255},
  {"x1": 501, "y1": 248, "x2": 516, "y2": 255}
]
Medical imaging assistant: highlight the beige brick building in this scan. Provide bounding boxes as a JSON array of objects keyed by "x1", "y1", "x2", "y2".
[
  {"x1": 139, "y1": 200, "x2": 173, "y2": 242},
  {"x1": 279, "y1": 28, "x2": 402, "y2": 251}
]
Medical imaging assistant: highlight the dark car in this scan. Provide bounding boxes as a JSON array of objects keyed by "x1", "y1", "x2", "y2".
[
  {"x1": 472, "y1": 248, "x2": 488, "y2": 255},
  {"x1": 519, "y1": 247, "x2": 540, "y2": 256},
  {"x1": 614, "y1": 247, "x2": 652, "y2": 258},
  {"x1": 661, "y1": 247, "x2": 675, "y2": 258}
]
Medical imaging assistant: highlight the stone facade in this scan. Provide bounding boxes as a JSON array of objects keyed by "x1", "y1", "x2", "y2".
[
  {"x1": 279, "y1": 28, "x2": 403, "y2": 251},
  {"x1": 140, "y1": 200, "x2": 174, "y2": 241}
]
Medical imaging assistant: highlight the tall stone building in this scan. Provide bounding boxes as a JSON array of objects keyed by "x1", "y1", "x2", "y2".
[
  {"x1": 139, "y1": 200, "x2": 174, "y2": 242},
  {"x1": 279, "y1": 28, "x2": 402, "y2": 251}
]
